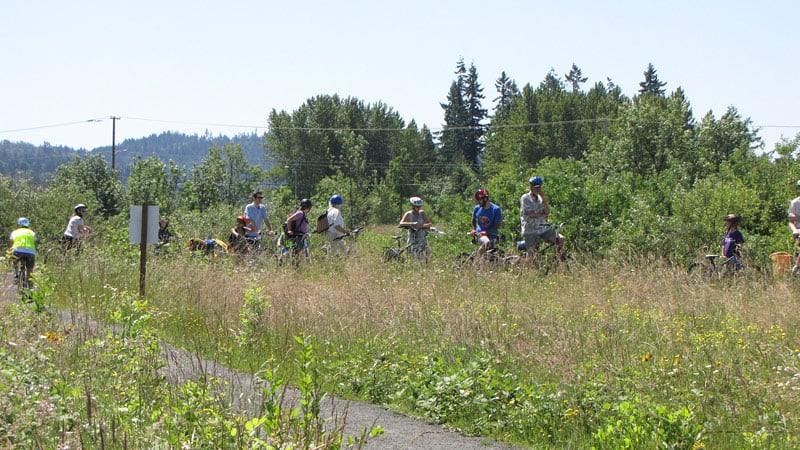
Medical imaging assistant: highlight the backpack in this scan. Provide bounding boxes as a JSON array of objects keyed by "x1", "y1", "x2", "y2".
[
  {"x1": 283, "y1": 211, "x2": 307, "y2": 235},
  {"x1": 314, "y1": 212, "x2": 330, "y2": 234}
]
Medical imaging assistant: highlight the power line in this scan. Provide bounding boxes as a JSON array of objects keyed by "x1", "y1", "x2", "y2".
[
  {"x1": 0, "y1": 117, "x2": 107, "y2": 134},
  {"x1": 2, "y1": 115, "x2": 799, "y2": 140}
]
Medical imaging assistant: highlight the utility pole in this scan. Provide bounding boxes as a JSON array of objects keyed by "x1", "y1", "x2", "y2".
[{"x1": 111, "y1": 116, "x2": 120, "y2": 170}]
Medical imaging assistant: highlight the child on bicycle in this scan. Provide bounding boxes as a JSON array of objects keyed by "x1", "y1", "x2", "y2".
[
  {"x1": 721, "y1": 214, "x2": 744, "y2": 268},
  {"x1": 229, "y1": 215, "x2": 252, "y2": 254},
  {"x1": 8, "y1": 217, "x2": 37, "y2": 288},
  {"x1": 399, "y1": 196, "x2": 432, "y2": 263}
]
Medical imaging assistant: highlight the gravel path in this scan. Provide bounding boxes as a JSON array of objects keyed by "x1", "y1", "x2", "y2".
[{"x1": 3, "y1": 275, "x2": 521, "y2": 449}]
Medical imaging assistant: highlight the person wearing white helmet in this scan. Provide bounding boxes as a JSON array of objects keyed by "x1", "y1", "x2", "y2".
[
  {"x1": 399, "y1": 196, "x2": 432, "y2": 263},
  {"x1": 60, "y1": 204, "x2": 92, "y2": 249},
  {"x1": 520, "y1": 176, "x2": 564, "y2": 261},
  {"x1": 9, "y1": 217, "x2": 37, "y2": 287},
  {"x1": 325, "y1": 195, "x2": 349, "y2": 256}
]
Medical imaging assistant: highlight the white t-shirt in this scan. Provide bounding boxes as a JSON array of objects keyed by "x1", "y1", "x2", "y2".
[
  {"x1": 63, "y1": 215, "x2": 85, "y2": 238},
  {"x1": 326, "y1": 207, "x2": 345, "y2": 241}
]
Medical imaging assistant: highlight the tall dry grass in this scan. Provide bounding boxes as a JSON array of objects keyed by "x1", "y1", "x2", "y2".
[{"x1": 136, "y1": 251, "x2": 800, "y2": 385}]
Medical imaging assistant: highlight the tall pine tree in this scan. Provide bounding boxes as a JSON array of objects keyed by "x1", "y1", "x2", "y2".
[{"x1": 638, "y1": 63, "x2": 667, "y2": 96}]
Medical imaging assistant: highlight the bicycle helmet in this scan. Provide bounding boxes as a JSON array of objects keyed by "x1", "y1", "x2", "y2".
[
  {"x1": 723, "y1": 213, "x2": 741, "y2": 225},
  {"x1": 299, "y1": 198, "x2": 313, "y2": 208},
  {"x1": 236, "y1": 215, "x2": 250, "y2": 225},
  {"x1": 329, "y1": 194, "x2": 343, "y2": 205},
  {"x1": 529, "y1": 176, "x2": 543, "y2": 186},
  {"x1": 409, "y1": 196, "x2": 423, "y2": 207},
  {"x1": 796, "y1": 179, "x2": 800, "y2": 189},
  {"x1": 474, "y1": 188, "x2": 490, "y2": 200},
  {"x1": 17, "y1": 217, "x2": 29, "y2": 227},
  {"x1": 74, "y1": 204, "x2": 87, "y2": 212}
]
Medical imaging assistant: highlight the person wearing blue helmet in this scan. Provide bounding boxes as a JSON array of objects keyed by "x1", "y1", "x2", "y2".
[
  {"x1": 520, "y1": 176, "x2": 564, "y2": 261},
  {"x1": 325, "y1": 194, "x2": 349, "y2": 256},
  {"x1": 9, "y1": 217, "x2": 37, "y2": 287}
]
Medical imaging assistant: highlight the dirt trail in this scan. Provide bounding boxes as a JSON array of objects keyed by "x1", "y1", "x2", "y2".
[{"x1": 3, "y1": 275, "x2": 520, "y2": 449}]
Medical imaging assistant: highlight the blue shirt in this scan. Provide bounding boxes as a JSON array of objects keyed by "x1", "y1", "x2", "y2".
[
  {"x1": 244, "y1": 203, "x2": 269, "y2": 237},
  {"x1": 473, "y1": 203, "x2": 503, "y2": 237}
]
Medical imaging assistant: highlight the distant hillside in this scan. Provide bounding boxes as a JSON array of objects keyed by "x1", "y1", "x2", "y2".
[{"x1": 0, "y1": 131, "x2": 271, "y2": 183}]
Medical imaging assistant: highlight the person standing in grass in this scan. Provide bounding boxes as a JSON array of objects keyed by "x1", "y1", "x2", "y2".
[
  {"x1": 399, "y1": 196, "x2": 432, "y2": 263},
  {"x1": 244, "y1": 190, "x2": 273, "y2": 241},
  {"x1": 279, "y1": 199, "x2": 312, "y2": 260},
  {"x1": 520, "y1": 176, "x2": 565, "y2": 262},
  {"x1": 325, "y1": 195, "x2": 349, "y2": 256},
  {"x1": 721, "y1": 213, "x2": 745, "y2": 271}
]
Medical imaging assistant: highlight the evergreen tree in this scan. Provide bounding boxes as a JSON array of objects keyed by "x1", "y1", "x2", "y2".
[
  {"x1": 464, "y1": 63, "x2": 488, "y2": 168},
  {"x1": 638, "y1": 62, "x2": 667, "y2": 96},
  {"x1": 565, "y1": 63, "x2": 588, "y2": 93},
  {"x1": 440, "y1": 58, "x2": 487, "y2": 170},
  {"x1": 440, "y1": 68, "x2": 470, "y2": 166},
  {"x1": 493, "y1": 71, "x2": 520, "y2": 120}
]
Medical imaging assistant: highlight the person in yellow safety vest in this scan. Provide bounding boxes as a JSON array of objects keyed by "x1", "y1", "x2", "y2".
[{"x1": 8, "y1": 217, "x2": 37, "y2": 284}]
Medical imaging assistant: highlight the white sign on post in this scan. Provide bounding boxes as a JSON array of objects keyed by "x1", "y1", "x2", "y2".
[{"x1": 129, "y1": 205, "x2": 160, "y2": 244}]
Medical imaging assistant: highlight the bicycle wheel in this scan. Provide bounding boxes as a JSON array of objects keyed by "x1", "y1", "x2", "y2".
[
  {"x1": 545, "y1": 252, "x2": 576, "y2": 274},
  {"x1": 451, "y1": 252, "x2": 474, "y2": 271},
  {"x1": 688, "y1": 261, "x2": 715, "y2": 280},
  {"x1": 383, "y1": 247, "x2": 401, "y2": 263}
]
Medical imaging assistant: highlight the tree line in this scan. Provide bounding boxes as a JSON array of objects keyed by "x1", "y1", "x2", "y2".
[{"x1": 2, "y1": 60, "x2": 800, "y2": 265}]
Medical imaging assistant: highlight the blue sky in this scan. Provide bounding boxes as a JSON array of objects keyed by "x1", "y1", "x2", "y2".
[{"x1": 1, "y1": 0, "x2": 798, "y2": 152}]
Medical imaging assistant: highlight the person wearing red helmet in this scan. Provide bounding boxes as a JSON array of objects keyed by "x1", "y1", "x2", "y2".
[
  {"x1": 470, "y1": 188, "x2": 503, "y2": 256},
  {"x1": 229, "y1": 215, "x2": 253, "y2": 254}
]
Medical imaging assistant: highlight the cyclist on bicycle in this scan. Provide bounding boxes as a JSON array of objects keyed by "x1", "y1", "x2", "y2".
[
  {"x1": 229, "y1": 215, "x2": 253, "y2": 254},
  {"x1": 279, "y1": 199, "x2": 312, "y2": 259},
  {"x1": 470, "y1": 188, "x2": 502, "y2": 257},
  {"x1": 399, "y1": 196, "x2": 432, "y2": 263},
  {"x1": 721, "y1": 213, "x2": 744, "y2": 266},
  {"x1": 8, "y1": 217, "x2": 37, "y2": 286},
  {"x1": 61, "y1": 204, "x2": 92, "y2": 249},
  {"x1": 520, "y1": 176, "x2": 565, "y2": 261}
]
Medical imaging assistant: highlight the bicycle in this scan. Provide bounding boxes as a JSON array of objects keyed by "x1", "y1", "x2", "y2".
[
  {"x1": 383, "y1": 227, "x2": 439, "y2": 263},
  {"x1": 788, "y1": 236, "x2": 800, "y2": 276},
  {"x1": 6, "y1": 249, "x2": 33, "y2": 297},
  {"x1": 278, "y1": 232, "x2": 311, "y2": 267},
  {"x1": 321, "y1": 227, "x2": 364, "y2": 256},
  {"x1": 451, "y1": 234, "x2": 509, "y2": 271},
  {"x1": 687, "y1": 250, "x2": 744, "y2": 280},
  {"x1": 507, "y1": 222, "x2": 575, "y2": 273}
]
